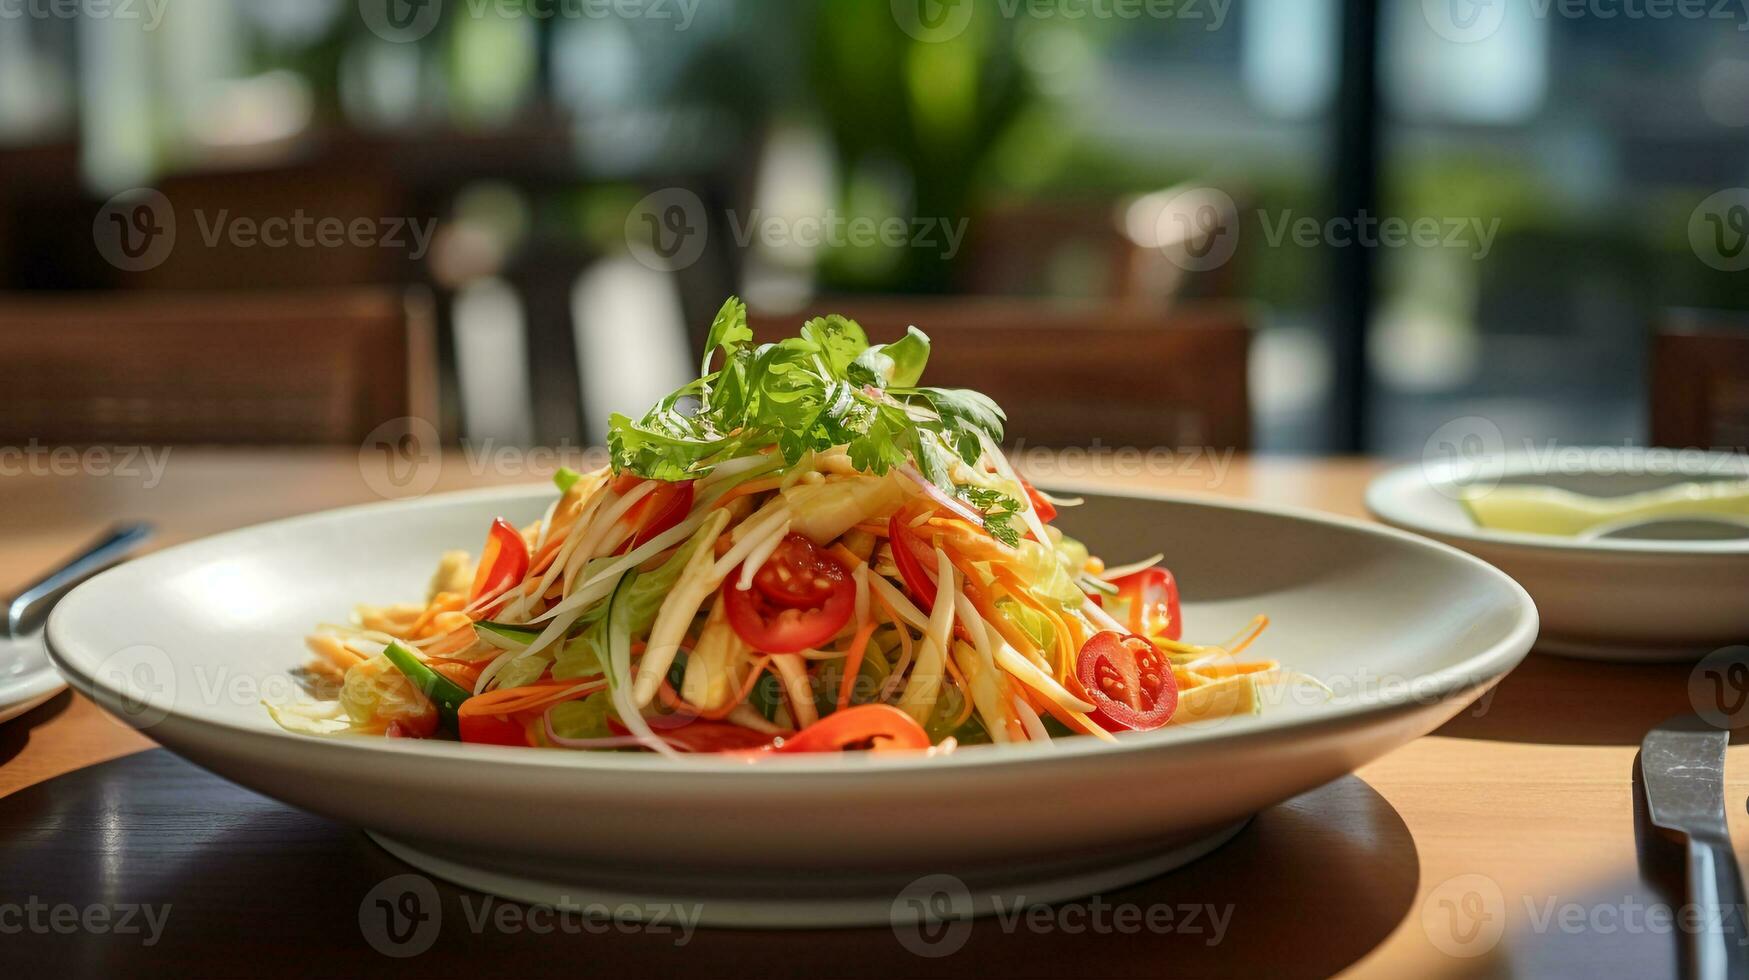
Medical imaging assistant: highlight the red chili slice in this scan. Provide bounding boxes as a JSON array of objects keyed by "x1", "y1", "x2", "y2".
[
  {"x1": 772, "y1": 704, "x2": 931, "y2": 753},
  {"x1": 1108, "y1": 567, "x2": 1182, "y2": 642},
  {"x1": 887, "y1": 512, "x2": 939, "y2": 612},
  {"x1": 610, "y1": 476, "x2": 695, "y2": 554},
  {"x1": 1021, "y1": 479, "x2": 1057, "y2": 523},
  {"x1": 469, "y1": 518, "x2": 530, "y2": 613}
]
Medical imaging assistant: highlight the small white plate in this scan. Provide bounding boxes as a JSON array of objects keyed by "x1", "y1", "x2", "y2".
[
  {"x1": 1367, "y1": 448, "x2": 1749, "y2": 662},
  {"x1": 0, "y1": 633, "x2": 67, "y2": 724},
  {"x1": 47, "y1": 484, "x2": 1536, "y2": 926}
]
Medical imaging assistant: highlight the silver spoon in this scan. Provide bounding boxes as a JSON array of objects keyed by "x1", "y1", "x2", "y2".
[
  {"x1": 2, "y1": 522, "x2": 155, "y2": 638},
  {"x1": 1581, "y1": 515, "x2": 1749, "y2": 543}
]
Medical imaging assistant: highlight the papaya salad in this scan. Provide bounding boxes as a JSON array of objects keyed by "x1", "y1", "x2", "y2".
[{"x1": 269, "y1": 298, "x2": 1279, "y2": 756}]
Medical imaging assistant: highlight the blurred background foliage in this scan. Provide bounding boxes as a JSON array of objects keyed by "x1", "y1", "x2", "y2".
[{"x1": 2, "y1": 0, "x2": 1746, "y2": 452}]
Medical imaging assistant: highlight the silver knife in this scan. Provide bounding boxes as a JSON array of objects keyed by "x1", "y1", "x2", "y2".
[{"x1": 1643, "y1": 714, "x2": 1748, "y2": 980}]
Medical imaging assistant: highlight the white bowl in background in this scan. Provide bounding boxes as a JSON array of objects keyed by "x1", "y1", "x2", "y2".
[{"x1": 1367, "y1": 448, "x2": 1749, "y2": 662}]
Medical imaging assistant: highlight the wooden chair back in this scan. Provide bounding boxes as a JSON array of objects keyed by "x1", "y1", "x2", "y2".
[
  {"x1": 0, "y1": 288, "x2": 436, "y2": 445},
  {"x1": 1651, "y1": 311, "x2": 1749, "y2": 451}
]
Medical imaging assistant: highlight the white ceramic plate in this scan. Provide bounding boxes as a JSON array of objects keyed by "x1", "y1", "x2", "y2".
[
  {"x1": 0, "y1": 633, "x2": 66, "y2": 724},
  {"x1": 47, "y1": 485, "x2": 1536, "y2": 927},
  {"x1": 1367, "y1": 449, "x2": 1749, "y2": 662}
]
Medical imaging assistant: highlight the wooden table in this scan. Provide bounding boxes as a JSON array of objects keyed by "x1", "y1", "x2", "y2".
[{"x1": 0, "y1": 450, "x2": 1737, "y2": 979}]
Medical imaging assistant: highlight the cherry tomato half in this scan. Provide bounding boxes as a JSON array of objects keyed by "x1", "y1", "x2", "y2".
[
  {"x1": 469, "y1": 518, "x2": 530, "y2": 611},
  {"x1": 773, "y1": 704, "x2": 932, "y2": 753},
  {"x1": 753, "y1": 534, "x2": 841, "y2": 608},
  {"x1": 458, "y1": 711, "x2": 531, "y2": 746},
  {"x1": 610, "y1": 475, "x2": 696, "y2": 554},
  {"x1": 887, "y1": 512, "x2": 939, "y2": 612},
  {"x1": 724, "y1": 533, "x2": 854, "y2": 653},
  {"x1": 1109, "y1": 567, "x2": 1182, "y2": 642},
  {"x1": 1074, "y1": 631, "x2": 1179, "y2": 732}
]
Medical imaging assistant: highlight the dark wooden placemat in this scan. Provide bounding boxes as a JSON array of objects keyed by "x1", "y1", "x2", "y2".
[{"x1": 0, "y1": 750, "x2": 1417, "y2": 979}]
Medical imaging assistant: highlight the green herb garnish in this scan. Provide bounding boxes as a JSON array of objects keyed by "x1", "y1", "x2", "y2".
[
  {"x1": 607, "y1": 296, "x2": 1006, "y2": 495},
  {"x1": 958, "y1": 486, "x2": 1023, "y2": 547}
]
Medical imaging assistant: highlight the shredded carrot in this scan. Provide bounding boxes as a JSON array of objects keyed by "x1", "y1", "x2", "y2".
[
  {"x1": 850, "y1": 522, "x2": 890, "y2": 537},
  {"x1": 305, "y1": 635, "x2": 367, "y2": 672},
  {"x1": 1189, "y1": 659, "x2": 1279, "y2": 679},
  {"x1": 1222, "y1": 615, "x2": 1270, "y2": 657},
  {"x1": 432, "y1": 661, "x2": 482, "y2": 689},
  {"x1": 828, "y1": 543, "x2": 866, "y2": 570},
  {"x1": 407, "y1": 592, "x2": 464, "y2": 637},
  {"x1": 837, "y1": 621, "x2": 878, "y2": 712},
  {"x1": 458, "y1": 678, "x2": 600, "y2": 718},
  {"x1": 710, "y1": 476, "x2": 786, "y2": 510}
]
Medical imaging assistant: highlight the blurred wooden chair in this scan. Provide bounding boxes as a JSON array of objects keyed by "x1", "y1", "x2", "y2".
[
  {"x1": 749, "y1": 299, "x2": 1251, "y2": 450},
  {"x1": 1651, "y1": 311, "x2": 1749, "y2": 451},
  {"x1": 960, "y1": 185, "x2": 1245, "y2": 306},
  {"x1": 0, "y1": 288, "x2": 437, "y2": 445}
]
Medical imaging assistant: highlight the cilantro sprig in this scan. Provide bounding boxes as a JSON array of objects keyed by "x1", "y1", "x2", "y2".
[
  {"x1": 607, "y1": 297, "x2": 1007, "y2": 493},
  {"x1": 957, "y1": 486, "x2": 1023, "y2": 548}
]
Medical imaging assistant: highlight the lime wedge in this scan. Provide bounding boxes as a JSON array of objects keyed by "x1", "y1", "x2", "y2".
[{"x1": 1460, "y1": 480, "x2": 1749, "y2": 537}]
